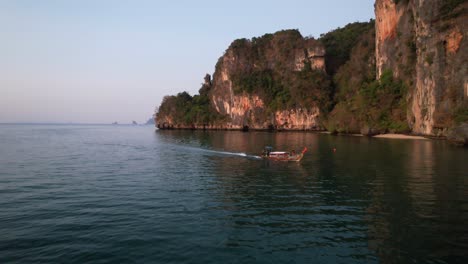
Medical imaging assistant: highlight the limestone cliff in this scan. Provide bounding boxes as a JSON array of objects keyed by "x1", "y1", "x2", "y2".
[
  {"x1": 375, "y1": 0, "x2": 467, "y2": 136},
  {"x1": 155, "y1": 1, "x2": 467, "y2": 141},
  {"x1": 155, "y1": 30, "x2": 329, "y2": 130},
  {"x1": 209, "y1": 30, "x2": 326, "y2": 130}
]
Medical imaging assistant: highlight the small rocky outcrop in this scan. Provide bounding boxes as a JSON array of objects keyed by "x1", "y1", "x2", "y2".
[
  {"x1": 361, "y1": 126, "x2": 386, "y2": 137},
  {"x1": 447, "y1": 123, "x2": 468, "y2": 146}
]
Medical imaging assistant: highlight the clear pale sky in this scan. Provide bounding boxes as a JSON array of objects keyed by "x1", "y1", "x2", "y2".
[{"x1": 0, "y1": 0, "x2": 375, "y2": 124}]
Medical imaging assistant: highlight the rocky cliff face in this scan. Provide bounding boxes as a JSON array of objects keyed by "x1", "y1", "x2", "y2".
[
  {"x1": 156, "y1": 1, "x2": 467, "y2": 140},
  {"x1": 209, "y1": 30, "x2": 326, "y2": 130},
  {"x1": 375, "y1": 0, "x2": 467, "y2": 136}
]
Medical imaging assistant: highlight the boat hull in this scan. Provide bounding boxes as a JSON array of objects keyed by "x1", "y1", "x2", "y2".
[
  {"x1": 261, "y1": 153, "x2": 304, "y2": 162},
  {"x1": 261, "y1": 147, "x2": 307, "y2": 162}
]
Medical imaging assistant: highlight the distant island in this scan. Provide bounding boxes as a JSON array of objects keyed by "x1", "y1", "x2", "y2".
[
  {"x1": 145, "y1": 117, "x2": 155, "y2": 125},
  {"x1": 155, "y1": 0, "x2": 467, "y2": 146}
]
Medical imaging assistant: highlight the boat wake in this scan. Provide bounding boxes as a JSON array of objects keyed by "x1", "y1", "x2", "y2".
[
  {"x1": 212, "y1": 150, "x2": 262, "y2": 160},
  {"x1": 170, "y1": 144, "x2": 262, "y2": 160}
]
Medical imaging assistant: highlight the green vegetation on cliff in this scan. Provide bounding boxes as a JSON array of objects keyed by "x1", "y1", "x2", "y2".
[
  {"x1": 156, "y1": 20, "x2": 416, "y2": 134},
  {"x1": 325, "y1": 25, "x2": 409, "y2": 134},
  {"x1": 155, "y1": 1, "x2": 466, "y2": 141},
  {"x1": 328, "y1": 69, "x2": 409, "y2": 134},
  {"x1": 440, "y1": 0, "x2": 465, "y2": 18},
  {"x1": 319, "y1": 20, "x2": 375, "y2": 75},
  {"x1": 226, "y1": 30, "x2": 332, "y2": 113},
  {"x1": 156, "y1": 78, "x2": 226, "y2": 127},
  {"x1": 231, "y1": 67, "x2": 331, "y2": 112},
  {"x1": 454, "y1": 105, "x2": 468, "y2": 125}
]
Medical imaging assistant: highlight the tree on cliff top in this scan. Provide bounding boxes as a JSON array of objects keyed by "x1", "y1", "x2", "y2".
[
  {"x1": 156, "y1": 82, "x2": 225, "y2": 127},
  {"x1": 319, "y1": 20, "x2": 375, "y2": 75},
  {"x1": 224, "y1": 29, "x2": 332, "y2": 112}
]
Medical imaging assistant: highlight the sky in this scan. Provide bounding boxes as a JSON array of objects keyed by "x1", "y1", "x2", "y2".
[{"x1": 0, "y1": 0, "x2": 375, "y2": 124}]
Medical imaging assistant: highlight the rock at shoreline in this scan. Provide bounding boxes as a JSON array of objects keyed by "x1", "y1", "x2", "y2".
[
  {"x1": 360, "y1": 126, "x2": 384, "y2": 137},
  {"x1": 447, "y1": 123, "x2": 468, "y2": 146}
]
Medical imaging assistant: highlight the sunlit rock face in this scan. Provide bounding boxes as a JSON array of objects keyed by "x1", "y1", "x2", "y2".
[
  {"x1": 157, "y1": 1, "x2": 466, "y2": 137},
  {"x1": 273, "y1": 107, "x2": 321, "y2": 130},
  {"x1": 375, "y1": 0, "x2": 467, "y2": 136},
  {"x1": 209, "y1": 31, "x2": 326, "y2": 130},
  {"x1": 295, "y1": 45, "x2": 326, "y2": 72}
]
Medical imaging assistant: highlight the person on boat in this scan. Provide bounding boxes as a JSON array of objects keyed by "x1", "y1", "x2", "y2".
[
  {"x1": 264, "y1": 146, "x2": 272, "y2": 157},
  {"x1": 291, "y1": 150, "x2": 296, "y2": 156}
]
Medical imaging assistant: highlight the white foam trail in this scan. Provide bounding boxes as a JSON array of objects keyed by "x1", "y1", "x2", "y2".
[
  {"x1": 169, "y1": 144, "x2": 262, "y2": 160},
  {"x1": 208, "y1": 150, "x2": 261, "y2": 159}
]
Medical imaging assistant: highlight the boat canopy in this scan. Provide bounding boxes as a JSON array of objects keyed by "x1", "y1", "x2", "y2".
[{"x1": 270, "y1": 151, "x2": 288, "y2": 155}]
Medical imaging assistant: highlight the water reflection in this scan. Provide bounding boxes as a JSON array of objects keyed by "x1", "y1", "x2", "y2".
[
  {"x1": 156, "y1": 130, "x2": 468, "y2": 263},
  {"x1": 364, "y1": 139, "x2": 468, "y2": 263}
]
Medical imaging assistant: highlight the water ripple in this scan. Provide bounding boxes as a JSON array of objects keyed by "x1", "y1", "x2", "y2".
[{"x1": 0, "y1": 126, "x2": 467, "y2": 263}]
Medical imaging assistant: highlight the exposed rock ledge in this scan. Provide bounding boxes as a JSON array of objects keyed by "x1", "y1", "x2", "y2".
[
  {"x1": 372, "y1": 134, "x2": 428, "y2": 140},
  {"x1": 447, "y1": 124, "x2": 468, "y2": 146}
]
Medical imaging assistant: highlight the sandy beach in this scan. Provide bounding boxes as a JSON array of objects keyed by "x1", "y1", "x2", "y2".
[{"x1": 372, "y1": 134, "x2": 428, "y2": 140}]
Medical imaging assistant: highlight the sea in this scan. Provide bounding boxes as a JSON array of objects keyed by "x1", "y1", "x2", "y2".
[{"x1": 0, "y1": 124, "x2": 467, "y2": 263}]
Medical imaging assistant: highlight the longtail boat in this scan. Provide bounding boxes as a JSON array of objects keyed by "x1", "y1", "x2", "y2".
[{"x1": 261, "y1": 146, "x2": 308, "y2": 162}]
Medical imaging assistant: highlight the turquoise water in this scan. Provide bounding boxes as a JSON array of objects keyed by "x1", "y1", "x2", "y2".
[{"x1": 0, "y1": 125, "x2": 467, "y2": 263}]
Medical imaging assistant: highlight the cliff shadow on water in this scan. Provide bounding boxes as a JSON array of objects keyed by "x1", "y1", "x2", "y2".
[{"x1": 153, "y1": 128, "x2": 468, "y2": 246}]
